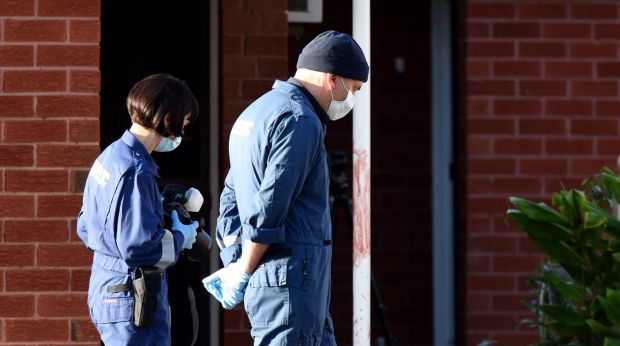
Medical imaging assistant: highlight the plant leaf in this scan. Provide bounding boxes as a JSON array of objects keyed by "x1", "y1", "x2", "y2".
[
  {"x1": 507, "y1": 210, "x2": 573, "y2": 242},
  {"x1": 509, "y1": 197, "x2": 569, "y2": 226},
  {"x1": 539, "y1": 305, "x2": 587, "y2": 326},
  {"x1": 583, "y1": 211, "x2": 608, "y2": 230},
  {"x1": 588, "y1": 319, "x2": 620, "y2": 338},
  {"x1": 545, "y1": 271, "x2": 585, "y2": 303}
]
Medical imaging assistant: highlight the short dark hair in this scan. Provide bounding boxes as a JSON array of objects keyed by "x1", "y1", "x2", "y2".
[{"x1": 126, "y1": 74, "x2": 199, "y2": 137}]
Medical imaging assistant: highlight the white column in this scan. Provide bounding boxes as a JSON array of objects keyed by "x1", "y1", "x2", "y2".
[{"x1": 352, "y1": 1, "x2": 371, "y2": 345}]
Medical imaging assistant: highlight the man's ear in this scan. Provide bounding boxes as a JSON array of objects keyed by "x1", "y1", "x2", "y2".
[{"x1": 325, "y1": 73, "x2": 337, "y2": 89}]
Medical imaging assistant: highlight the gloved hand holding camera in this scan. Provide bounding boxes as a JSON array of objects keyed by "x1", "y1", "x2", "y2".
[
  {"x1": 202, "y1": 261, "x2": 251, "y2": 309},
  {"x1": 170, "y1": 210, "x2": 198, "y2": 250}
]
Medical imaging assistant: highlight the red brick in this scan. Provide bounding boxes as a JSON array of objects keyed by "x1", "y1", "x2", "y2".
[
  {"x1": 494, "y1": 139, "x2": 542, "y2": 155},
  {"x1": 571, "y1": 3, "x2": 618, "y2": 20},
  {"x1": 468, "y1": 81, "x2": 515, "y2": 96},
  {"x1": 571, "y1": 43, "x2": 617, "y2": 59},
  {"x1": 493, "y1": 255, "x2": 542, "y2": 273},
  {"x1": 4, "y1": 20, "x2": 66, "y2": 42},
  {"x1": 596, "y1": 24, "x2": 620, "y2": 39},
  {"x1": 37, "y1": 95, "x2": 99, "y2": 117},
  {"x1": 467, "y1": 22, "x2": 489, "y2": 38},
  {"x1": 5, "y1": 170, "x2": 68, "y2": 192},
  {"x1": 69, "y1": 119, "x2": 99, "y2": 142},
  {"x1": 468, "y1": 159, "x2": 515, "y2": 175},
  {"x1": 494, "y1": 100, "x2": 541, "y2": 116},
  {"x1": 546, "y1": 61, "x2": 592, "y2": 78},
  {"x1": 39, "y1": 0, "x2": 100, "y2": 17},
  {"x1": 519, "y1": 42, "x2": 565, "y2": 58},
  {"x1": 598, "y1": 62, "x2": 620, "y2": 77},
  {"x1": 467, "y1": 177, "x2": 492, "y2": 195},
  {"x1": 545, "y1": 100, "x2": 592, "y2": 116},
  {"x1": 493, "y1": 22, "x2": 539, "y2": 38},
  {"x1": 37, "y1": 45, "x2": 99, "y2": 67},
  {"x1": 492, "y1": 177, "x2": 542, "y2": 195},
  {"x1": 467, "y1": 216, "x2": 492, "y2": 234},
  {"x1": 4, "y1": 120, "x2": 67, "y2": 143},
  {"x1": 572, "y1": 81, "x2": 617, "y2": 97},
  {"x1": 4, "y1": 220, "x2": 68, "y2": 242},
  {"x1": 597, "y1": 100, "x2": 620, "y2": 116},
  {"x1": 71, "y1": 319, "x2": 99, "y2": 342},
  {"x1": 467, "y1": 275, "x2": 516, "y2": 291},
  {"x1": 467, "y1": 314, "x2": 525, "y2": 331},
  {"x1": 543, "y1": 23, "x2": 590, "y2": 39},
  {"x1": 597, "y1": 139, "x2": 620, "y2": 155},
  {"x1": 492, "y1": 293, "x2": 532, "y2": 311},
  {"x1": 546, "y1": 139, "x2": 594, "y2": 155},
  {"x1": 0, "y1": 196, "x2": 34, "y2": 217},
  {"x1": 69, "y1": 70, "x2": 100, "y2": 92},
  {"x1": 37, "y1": 194, "x2": 83, "y2": 217},
  {"x1": 0, "y1": 45, "x2": 35, "y2": 66},
  {"x1": 71, "y1": 269, "x2": 90, "y2": 291},
  {"x1": 222, "y1": 13, "x2": 259, "y2": 34},
  {"x1": 467, "y1": 99, "x2": 490, "y2": 116},
  {"x1": 519, "y1": 80, "x2": 565, "y2": 97},
  {"x1": 467, "y1": 138, "x2": 491, "y2": 156},
  {"x1": 5, "y1": 319, "x2": 69, "y2": 342},
  {"x1": 467, "y1": 3, "x2": 514, "y2": 18},
  {"x1": 467, "y1": 42, "x2": 514, "y2": 57},
  {"x1": 572, "y1": 159, "x2": 615, "y2": 176},
  {"x1": 38, "y1": 244, "x2": 92, "y2": 267},
  {"x1": 222, "y1": 34, "x2": 243, "y2": 55},
  {"x1": 519, "y1": 119, "x2": 566, "y2": 135},
  {"x1": 520, "y1": 159, "x2": 568, "y2": 175},
  {"x1": 0, "y1": 145, "x2": 33, "y2": 166},
  {"x1": 3, "y1": 70, "x2": 66, "y2": 93},
  {"x1": 37, "y1": 144, "x2": 98, "y2": 167},
  {"x1": 258, "y1": 12, "x2": 287, "y2": 33},
  {"x1": 468, "y1": 235, "x2": 518, "y2": 253},
  {"x1": 493, "y1": 61, "x2": 540, "y2": 77},
  {"x1": 467, "y1": 119, "x2": 514, "y2": 135},
  {"x1": 38, "y1": 293, "x2": 88, "y2": 317},
  {"x1": 241, "y1": 79, "x2": 273, "y2": 100},
  {"x1": 467, "y1": 61, "x2": 490, "y2": 77},
  {"x1": 467, "y1": 256, "x2": 491, "y2": 273},
  {"x1": 245, "y1": 0, "x2": 285, "y2": 12},
  {"x1": 0, "y1": 244, "x2": 35, "y2": 266},
  {"x1": 223, "y1": 56, "x2": 258, "y2": 78},
  {"x1": 245, "y1": 35, "x2": 287, "y2": 56},
  {"x1": 518, "y1": 236, "x2": 540, "y2": 253},
  {"x1": 0, "y1": 295, "x2": 35, "y2": 317},
  {"x1": 70, "y1": 20, "x2": 100, "y2": 42},
  {"x1": 0, "y1": 0, "x2": 34, "y2": 16},
  {"x1": 258, "y1": 57, "x2": 288, "y2": 78},
  {"x1": 6, "y1": 269, "x2": 69, "y2": 291},
  {"x1": 571, "y1": 119, "x2": 618, "y2": 136},
  {"x1": 519, "y1": 3, "x2": 566, "y2": 19},
  {"x1": 468, "y1": 197, "x2": 512, "y2": 215},
  {"x1": 0, "y1": 96, "x2": 34, "y2": 117}
]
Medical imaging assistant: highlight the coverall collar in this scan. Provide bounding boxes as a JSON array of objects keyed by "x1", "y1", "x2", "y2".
[
  {"x1": 120, "y1": 130, "x2": 160, "y2": 177},
  {"x1": 281, "y1": 78, "x2": 329, "y2": 125}
]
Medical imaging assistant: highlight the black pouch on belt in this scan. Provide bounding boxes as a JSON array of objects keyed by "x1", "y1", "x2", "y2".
[{"x1": 133, "y1": 267, "x2": 161, "y2": 327}]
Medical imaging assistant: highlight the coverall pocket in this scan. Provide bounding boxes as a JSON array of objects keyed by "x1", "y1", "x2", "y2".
[
  {"x1": 88, "y1": 265, "x2": 133, "y2": 324},
  {"x1": 90, "y1": 296, "x2": 133, "y2": 324},
  {"x1": 245, "y1": 261, "x2": 289, "y2": 327}
]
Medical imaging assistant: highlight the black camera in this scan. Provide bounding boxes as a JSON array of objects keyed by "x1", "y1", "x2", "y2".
[{"x1": 161, "y1": 184, "x2": 212, "y2": 263}]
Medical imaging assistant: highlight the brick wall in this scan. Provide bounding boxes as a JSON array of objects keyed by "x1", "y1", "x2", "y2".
[
  {"x1": 220, "y1": 0, "x2": 288, "y2": 344},
  {"x1": 463, "y1": 1, "x2": 620, "y2": 344},
  {"x1": 0, "y1": 0, "x2": 100, "y2": 344}
]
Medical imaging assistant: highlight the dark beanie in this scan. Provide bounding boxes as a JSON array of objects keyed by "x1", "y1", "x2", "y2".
[{"x1": 296, "y1": 30, "x2": 369, "y2": 82}]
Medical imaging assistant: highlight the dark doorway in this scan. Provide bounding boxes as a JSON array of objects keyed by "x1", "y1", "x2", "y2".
[{"x1": 101, "y1": 0, "x2": 212, "y2": 345}]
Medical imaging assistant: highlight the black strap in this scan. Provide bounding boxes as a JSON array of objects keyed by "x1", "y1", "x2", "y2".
[
  {"x1": 107, "y1": 283, "x2": 132, "y2": 293},
  {"x1": 324, "y1": 240, "x2": 332, "y2": 246}
]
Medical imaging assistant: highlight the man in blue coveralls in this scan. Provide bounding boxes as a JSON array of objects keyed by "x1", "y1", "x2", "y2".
[
  {"x1": 203, "y1": 31, "x2": 369, "y2": 345},
  {"x1": 77, "y1": 74, "x2": 200, "y2": 345}
]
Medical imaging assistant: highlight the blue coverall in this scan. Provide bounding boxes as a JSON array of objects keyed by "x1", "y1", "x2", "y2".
[
  {"x1": 216, "y1": 78, "x2": 337, "y2": 345},
  {"x1": 77, "y1": 131, "x2": 185, "y2": 346}
]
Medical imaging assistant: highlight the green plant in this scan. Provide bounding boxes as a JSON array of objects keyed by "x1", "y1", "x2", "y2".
[{"x1": 507, "y1": 167, "x2": 620, "y2": 346}]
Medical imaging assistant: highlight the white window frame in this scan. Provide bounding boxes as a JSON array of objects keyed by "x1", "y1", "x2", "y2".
[{"x1": 287, "y1": 0, "x2": 323, "y2": 23}]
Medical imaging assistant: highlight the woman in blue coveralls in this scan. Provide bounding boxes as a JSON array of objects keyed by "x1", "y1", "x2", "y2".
[{"x1": 77, "y1": 74, "x2": 200, "y2": 346}]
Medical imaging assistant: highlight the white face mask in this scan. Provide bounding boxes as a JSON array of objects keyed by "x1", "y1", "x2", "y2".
[
  {"x1": 154, "y1": 136, "x2": 182, "y2": 152},
  {"x1": 327, "y1": 77, "x2": 355, "y2": 121}
]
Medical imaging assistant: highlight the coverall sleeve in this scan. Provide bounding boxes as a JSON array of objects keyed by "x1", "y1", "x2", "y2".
[
  {"x1": 116, "y1": 171, "x2": 184, "y2": 269},
  {"x1": 216, "y1": 171, "x2": 242, "y2": 266},
  {"x1": 244, "y1": 114, "x2": 321, "y2": 244}
]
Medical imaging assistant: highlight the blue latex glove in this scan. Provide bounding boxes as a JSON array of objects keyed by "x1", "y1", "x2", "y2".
[
  {"x1": 170, "y1": 210, "x2": 198, "y2": 250},
  {"x1": 202, "y1": 262, "x2": 251, "y2": 309}
]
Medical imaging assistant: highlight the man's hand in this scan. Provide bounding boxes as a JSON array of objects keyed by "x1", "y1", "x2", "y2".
[{"x1": 202, "y1": 262, "x2": 251, "y2": 309}]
